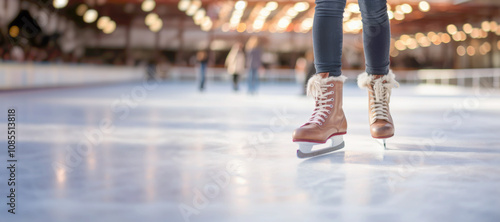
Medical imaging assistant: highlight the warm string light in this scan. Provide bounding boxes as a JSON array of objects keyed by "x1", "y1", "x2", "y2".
[
  {"x1": 83, "y1": 9, "x2": 98, "y2": 23},
  {"x1": 252, "y1": 2, "x2": 278, "y2": 32},
  {"x1": 237, "y1": 2, "x2": 263, "y2": 33},
  {"x1": 300, "y1": 18, "x2": 313, "y2": 33},
  {"x1": 76, "y1": 4, "x2": 117, "y2": 34},
  {"x1": 76, "y1": 4, "x2": 88, "y2": 16},
  {"x1": 53, "y1": 0, "x2": 68, "y2": 9},
  {"x1": 221, "y1": 1, "x2": 311, "y2": 33},
  {"x1": 344, "y1": 2, "x2": 431, "y2": 33},
  {"x1": 96, "y1": 15, "x2": 117, "y2": 34},
  {"x1": 393, "y1": 20, "x2": 499, "y2": 57},
  {"x1": 178, "y1": 0, "x2": 190, "y2": 11},
  {"x1": 142, "y1": 0, "x2": 156, "y2": 12},
  {"x1": 179, "y1": 0, "x2": 212, "y2": 31},
  {"x1": 229, "y1": 1, "x2": 247, "y2": 30},
  {"x1": 215, "y1": 2, "x2": 431, "y2": 34},
  {"x1": 418, "y1": 1, "x2": 430, "y2": 12},
  {"x1": 144, "y1": 12, "x2": 163, "y2": 32},
  {"x1": 275, "y1": 2, "x2": 309, "y2": 32}
]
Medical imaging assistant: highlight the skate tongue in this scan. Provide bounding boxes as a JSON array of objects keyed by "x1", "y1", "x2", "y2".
[
  {"x1": 373, "y1": 81, "x2": 385, "y2": 102},
  {"x1": 306, "y1": 74, "x2": 324, "y2": 98}
]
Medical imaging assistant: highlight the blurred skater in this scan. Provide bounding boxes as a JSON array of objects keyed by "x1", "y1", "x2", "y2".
[
  {"x1": 295, "y1": 50, "x2": 316, "y2": 95},
  {"x1": 196, "y1": 50, "x2": 209, "y2": 91},
  {"x1": 303, "y1": 50, "x2": 316, "y2": 95},
  {"x1": 295, "y1": 56, "x2": 307, "y2": 86},
  {"x1": 225, "y1": 42, "x2": 245, "y2": 91},
  {"x1": 146, "y1": 59, "x2": 157, "y2": 82},
  {"x1": 245, "y1": 36, "x2": 262, "y2": 95}
]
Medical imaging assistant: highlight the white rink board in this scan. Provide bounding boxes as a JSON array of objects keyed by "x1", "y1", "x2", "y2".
[{"x1": 0, "y1": 63, "x2": 145, "y2": 89}]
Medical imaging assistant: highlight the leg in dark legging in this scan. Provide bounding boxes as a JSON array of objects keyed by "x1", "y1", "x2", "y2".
[
  {"x1": 313, "y1": 0, "x2": 347, "y2": 77},
  {"x1": 199, "y1": 63, "x2": 206, "y2": 91},
  {"x1": 232, "y1": 74, "x2": 239, "y2": 91},
  {"x1": 358, "y1": 0, "x2": 391, "y2": 75}
]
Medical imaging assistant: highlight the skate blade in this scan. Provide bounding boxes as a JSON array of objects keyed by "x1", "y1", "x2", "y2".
[
  {"x1": 376, "y1": 139, "x2": 387, "y2": 149},
  {"x1": 296, "y1": 135, "x2": 344, "y2": 159}
]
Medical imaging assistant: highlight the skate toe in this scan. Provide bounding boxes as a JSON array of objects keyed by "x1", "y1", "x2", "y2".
[
  {"x1": 370, "y1": 120, "x2": 394, "y2": 138},
  {"x1": 292, "y1": 125, "x2": 318, "y2": 141}
]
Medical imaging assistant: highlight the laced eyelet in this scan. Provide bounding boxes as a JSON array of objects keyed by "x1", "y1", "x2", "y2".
[
  {"x1": 328, "y1": 111, "x2": 331, "y2": 114},
  {"x1": 330, "y1": 84, "x2": 334, "y2": 87},
  {"x1": 319, "y1": 122, "x2": 323, "y2": 125},
  {"x1": 330, "y1": 105, "x2": 333, "y2": 108}
]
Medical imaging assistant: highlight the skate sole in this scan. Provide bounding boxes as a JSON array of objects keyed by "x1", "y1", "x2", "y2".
[
  {"x1": 297, "y1": 141, "x2": 345, "y2": 158},
  {"x1": 372, "y1": 134, "x2": 394, "y2": 139}
]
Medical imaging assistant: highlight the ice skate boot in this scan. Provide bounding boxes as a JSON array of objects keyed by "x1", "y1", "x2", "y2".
[
  {"x1": 357, "y1": 71, "x2": 399, "y2": 148},
  {"x1": 293, "y1": 73, "x2": 347, "y2": 158}
]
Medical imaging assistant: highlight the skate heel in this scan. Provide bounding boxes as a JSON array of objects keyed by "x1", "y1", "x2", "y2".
[{"x1": 296, "y1": 135, "x2": 345, "y2": 158}]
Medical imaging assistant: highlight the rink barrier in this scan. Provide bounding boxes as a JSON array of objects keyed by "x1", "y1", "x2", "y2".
[
  {"x1": 1, "y1": 63, "x2": 498, "y2": 90},
  {"x1": 0, "y1": 63, "x2": 145, "y2": 90},
  {"x1": 168, "y1": 67, "x2": 376, "y2": 82},
  {"x1": 416, "y1": 68, "x2": 500, "y2": 88},
  {"x1": 168, "y1": 67, "x2": 500, "y2": 88},
  {"x1": 168, "y1": 66, "x2": 297, "y2": 82}
]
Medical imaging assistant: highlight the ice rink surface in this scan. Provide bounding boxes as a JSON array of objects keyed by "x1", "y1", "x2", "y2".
[{"x1": 1, "y1": 80, "x2": 500, "y2": 222}]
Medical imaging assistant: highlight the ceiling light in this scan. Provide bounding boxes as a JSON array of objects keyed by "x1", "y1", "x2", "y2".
[
  {"x1": 76, "y1": 4, "x2": 88, "y2": 16},
  {"x1": 145, "y1": 13, "x2": 159, "y2": 26},
  {"x1": 141, "y1": 0, "x2": 156, "y2": 12},
  {"x1": 178, "y1": 0, "x2": 190, "y2": 11},
  {"x1": 97, "y1": 16, "x2": 110, "y2": 29},
  {"x1": 418, "y1": 1, "x2": 430, "y2": 12},
  {"x1": 149, "y1": 18, "x2": 163, "y2": 32},
  {"x1": 53, "y1": 0, "x2": 68, "y2": 9},
  {"x1": 265, "y1": 2, "x2": 278, "y2": 11},
  {"x1": 103, "y1": 21, "x2": 116, "y2": 34},
  {"x1": 83, "y1": 9, "x2": 98, "y2": 23},
  {"x1": 294, "y1": 2, "x2": 309, "y2": 12}
]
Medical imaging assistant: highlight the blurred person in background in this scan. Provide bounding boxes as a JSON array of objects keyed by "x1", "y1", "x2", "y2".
[
  {"x1": 0, "y1": 34, "x2": 5, "y2": 58},
  {"x1": 11, "y1": 45, "x2": 24, "y2": 62},
  {"x1": 303, "y1": 50, "x2": 316, "y2": 95},
  {"x1": 146, "y1": 59, "x2": 157, "y2": 81},
  {"x1": 225, "y1": 42, "x2": 245, "y2": 91},
  {"x1": 2, "y1": 48, "x2": 10, "y2": 61},
  {"x1": 196, "y1": 50, "x2": 209, "y2": 91},
  {"x1": 156, "y1": 56, "x2": 172, "y2": 80},
  {"x1": 245, "y1": 36, "x2": 262, "y2": 95},
  {"x1": 295, "y1": 56, "x2": 307, "y2": 89},
  {"x1": 295, "y1": 50, "x2": 316, "y2": 95},
  {"x1": 292, "y1": 0, "x2": 400, "y2": 158}
]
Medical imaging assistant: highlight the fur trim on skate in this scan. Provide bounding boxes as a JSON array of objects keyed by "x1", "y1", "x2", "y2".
[
  {"x1": 357, "y1": 70, "x2": 398, "y2": 89},
  {"x1": 307, "y1": 74, "x2": 347, "y2": 98}
]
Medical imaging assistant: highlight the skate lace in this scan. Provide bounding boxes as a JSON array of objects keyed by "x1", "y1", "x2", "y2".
[
  {"x1": 306, "y1": 76, "x2": 334, "y2": 125},
  {"x1": 369, "y1": 80, "x2": 399, "y2": 124}
]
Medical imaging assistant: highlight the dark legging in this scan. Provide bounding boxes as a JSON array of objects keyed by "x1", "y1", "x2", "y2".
[
  {"x1": 232, "y1": 74, "x2": 239, "y2": 91},
  {"x1": 313, "y1": 0, "x2": 391, "y2": 76}
]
